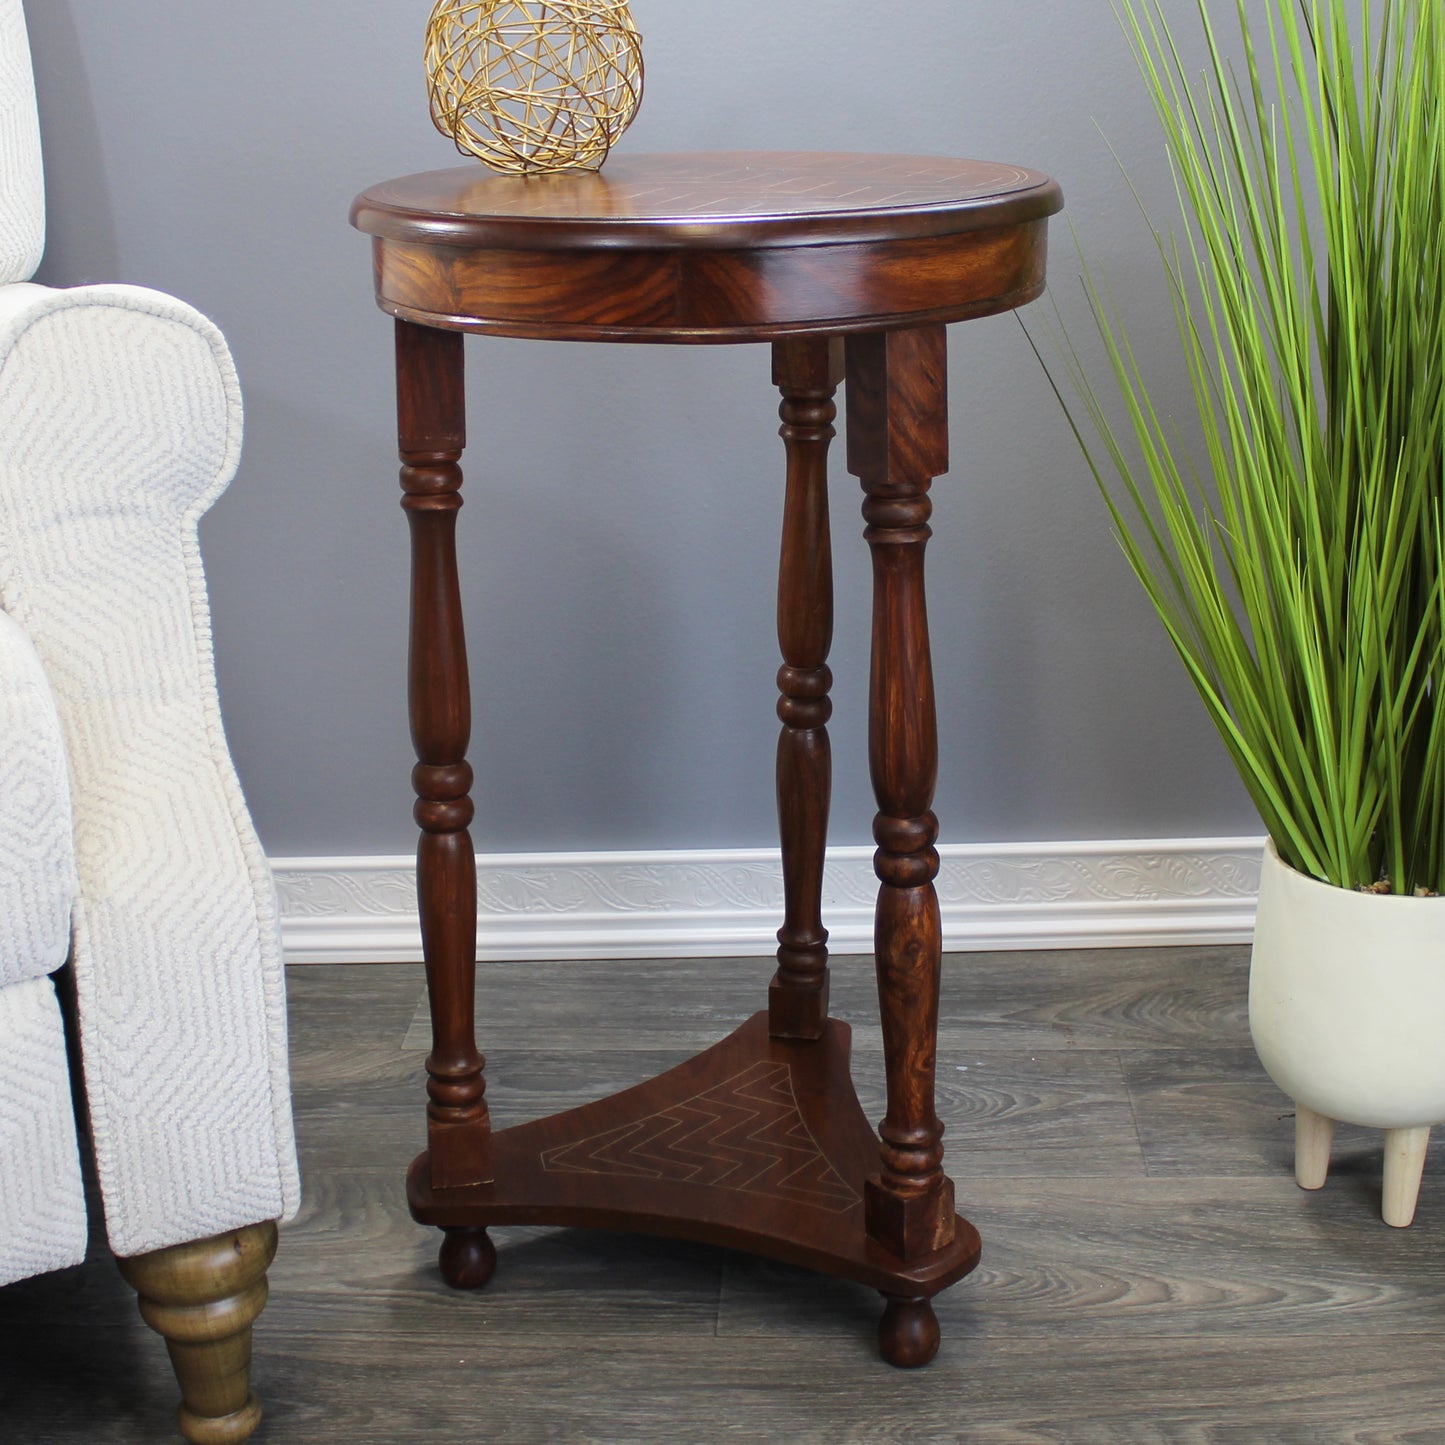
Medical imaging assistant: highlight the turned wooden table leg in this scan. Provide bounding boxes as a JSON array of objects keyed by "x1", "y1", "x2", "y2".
[
  {"x1": 397, "y1": 321, "x2": 493, "y2": 1230},
  {"x1": 769, "y1": 336, "x2": 844, "y2": 1041},
  {"x1": 117, "y1": 1221, "x2": 278, "y2": 1445},
  {"x1": 847, "y1": 325, "x2": 955, "y2": 1367}
]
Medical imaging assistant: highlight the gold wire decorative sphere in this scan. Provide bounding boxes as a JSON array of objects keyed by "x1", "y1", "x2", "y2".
[{"x1": 426, "y1": 1, "x2": 644, "y2": 174}]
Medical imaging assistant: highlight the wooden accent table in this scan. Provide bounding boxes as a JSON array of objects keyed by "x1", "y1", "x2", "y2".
[{"x1": 351, "y1": 152, "x2": 1062, "y2": 1367}]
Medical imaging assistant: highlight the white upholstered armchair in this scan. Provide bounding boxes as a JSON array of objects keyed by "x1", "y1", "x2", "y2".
[{"x1": 0, "y1": 2, "x2": 299, "y2": 1440}]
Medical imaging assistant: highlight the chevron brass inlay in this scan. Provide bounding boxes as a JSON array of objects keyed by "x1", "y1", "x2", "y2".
[{"x1": 540, "y1": 1060, "x2": 859, "y2": 1214}]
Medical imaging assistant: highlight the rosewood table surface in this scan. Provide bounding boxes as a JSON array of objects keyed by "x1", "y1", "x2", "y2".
[{"x1": 351, "y1": 151, "x2": 1063, "y2": 1367}]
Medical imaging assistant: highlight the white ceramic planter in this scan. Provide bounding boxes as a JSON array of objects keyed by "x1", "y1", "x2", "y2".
[{"x1": 1249, "y1": 839, "x2": 1445, "y2": 1225}]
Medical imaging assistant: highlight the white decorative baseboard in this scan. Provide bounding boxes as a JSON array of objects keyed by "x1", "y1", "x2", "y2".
[{"x1": 273, "y1": 837, "x2": 1264, "y2": 964}]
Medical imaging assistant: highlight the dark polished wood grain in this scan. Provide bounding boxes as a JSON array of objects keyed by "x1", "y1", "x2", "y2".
[
  {"x1": 353, "y1": 152, "x2": 1063, "y2": 249},
  {"x1": 364, "y1": 227, "x2": 1052, "y2": 342},
  {"x1": 409, "y1": 1013, "x2": 981, "y2": 1301},
  {"x1": 396, "y1": 320, "x2": 491, "y2": 1193},
  {"x1": 353, "y1": 152, "x2": 1063, "y2": 1368},
  {"x1": 847, "y1": 327, "x2": 955, "y2": 1289},
  {"x1": 769, "y1": 337, "x2": 844, "y2": 1042},
  {"x1": 352, "y1": 152, "x2": 1061, "y2": 342}
]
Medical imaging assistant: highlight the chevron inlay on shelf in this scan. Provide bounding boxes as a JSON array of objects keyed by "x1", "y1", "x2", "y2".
[{"x1": 541, "y1": 1060, "x2": 859, "y2": 1214}]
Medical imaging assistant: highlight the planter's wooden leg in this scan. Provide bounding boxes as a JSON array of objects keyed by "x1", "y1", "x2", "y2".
[
  {"x1": 1294, "y1": 1104, "x2": 1334, "y2": 1190},
  {"x1": 117, "y1": 1221, "x2": 278, "y2": 1445},
  {"x1": 1382, "y1": 1125, "x2": 1431, "y2": 1228}
]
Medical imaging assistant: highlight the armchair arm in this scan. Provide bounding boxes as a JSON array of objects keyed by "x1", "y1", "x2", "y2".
[
  {"x1": 0, "y1": 603, "x2": 75, "y2": 989},
  {"x1": 0, "y1": 0, "x2": 44, "y2": 286},
  {"x1": 0, "y1": 607, "x2": 86, "y2": 1286},
  {"x1": 0, "y1": 281, "x2": 299, "y2": 1258}
]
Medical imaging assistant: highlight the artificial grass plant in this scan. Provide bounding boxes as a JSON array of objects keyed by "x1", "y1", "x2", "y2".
[{"x1": 1043, "y1": 0, "x2": 1444, "y2": 894}]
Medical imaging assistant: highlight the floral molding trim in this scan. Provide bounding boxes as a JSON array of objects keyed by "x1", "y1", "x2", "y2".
[{"x1": 271, "y1": 838, "x2": 1264, "y2": 963}]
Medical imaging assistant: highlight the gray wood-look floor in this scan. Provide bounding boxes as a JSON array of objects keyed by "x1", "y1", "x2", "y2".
[{"x1": 4, "y1": 948, "x2": 1444, "y2": 1443}]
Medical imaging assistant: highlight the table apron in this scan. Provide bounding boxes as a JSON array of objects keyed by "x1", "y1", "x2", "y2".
[{"x1": 371, "y1": 222, "x2": 1049, "y2": 342}]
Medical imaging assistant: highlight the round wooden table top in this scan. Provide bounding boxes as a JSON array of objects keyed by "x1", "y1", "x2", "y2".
[
  {"x1": 351, "y1": 150, "x2": 1063, "y2": 251},
  {"x1": 352, "y1": 151, "x2": 1064, "y2": 342}
]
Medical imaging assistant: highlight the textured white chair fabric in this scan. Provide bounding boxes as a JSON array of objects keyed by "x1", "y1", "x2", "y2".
[
  {"x1": 0, "y1": 609, "x2": 85, "y2": 1285},
  {"x1": 0, "y1": 0, "x2": 43, "y2": 285},
  {"x1": 0, "y1": 0, "x2": 81, "y2": 1292},
  {"x1": 0, "y1": 283, "x2": 302, "y2": 1258},
  {"x1": 0, "y1": 0, "x2": 298, "y2": 1435}
]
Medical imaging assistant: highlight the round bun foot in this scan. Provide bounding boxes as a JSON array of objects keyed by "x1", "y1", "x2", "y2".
[
  {"x1": 438, "y1": 1227, "x2": 497, "y2": 1290},
  {"x1": 878, "y1": 1294, "x2": 940, "y2": 1368}
]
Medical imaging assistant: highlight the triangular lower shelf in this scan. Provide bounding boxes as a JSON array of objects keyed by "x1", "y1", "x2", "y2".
[{"x1": 408, "y1": 1011, "x2": 981, "y2": 1297}]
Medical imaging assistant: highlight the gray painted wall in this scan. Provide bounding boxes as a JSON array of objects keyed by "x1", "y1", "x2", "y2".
[{"x1": 23, "y1": 0, "x2": 1256, "y2": 858}]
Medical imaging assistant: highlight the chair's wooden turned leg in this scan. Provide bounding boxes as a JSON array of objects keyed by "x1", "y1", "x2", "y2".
[
  {"x1": 117, "y1": 1220, "x2": 278, "y2": 1445},
  {"x1": 438, "y1": 1226, "x2": 496, "y2": 1289},
  {"x1": 1382, "y1": 1125, "x2": 1431, "y2": 1228},
  {"x1": 878, "y1": 1294, "x2": 940, "y2": 1369},
  {"x1": 1294, "y1": 1104, "x2": 1335, "y2": 1190}
]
